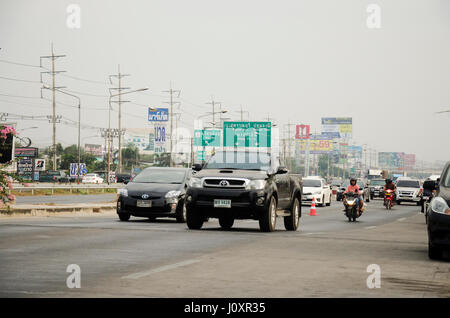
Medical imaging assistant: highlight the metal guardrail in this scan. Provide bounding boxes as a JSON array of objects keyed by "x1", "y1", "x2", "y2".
[{"x1": 10, "y1": 183, "x2": 123, "y2": 195}]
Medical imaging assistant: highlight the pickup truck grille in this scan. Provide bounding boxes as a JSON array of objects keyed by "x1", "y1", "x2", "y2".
[{"x1": 203, "y1": 178, "x2": 247, "y2": 189}]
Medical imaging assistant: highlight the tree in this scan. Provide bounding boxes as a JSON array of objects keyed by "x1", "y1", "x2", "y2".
[{"x1": 121, "y1": 143, "x2": 140, "y2": 171}]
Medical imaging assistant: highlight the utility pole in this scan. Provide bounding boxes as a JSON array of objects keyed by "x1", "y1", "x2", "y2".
[
  {"x1": 236, "y1": 105, "x2": 249, "y2": 121},
  {"x1": 163, "y1": 83, "x2": 181, "y2": 167},
  {"x1": 40, "y1": 44, "x2": 66, "y2": 170},
  {"x1": 284, "y1": 122, "x2": 295, "y2": 171},
  {"x1": 206, "y1": 97, "x2": 222, "y2": 128},
  {"x1": 109, "y1": 65, "x2": 130, "y2": 173}
]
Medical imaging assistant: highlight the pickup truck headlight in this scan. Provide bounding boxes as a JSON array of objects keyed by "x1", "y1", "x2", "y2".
[
  {"x1": 430, "y1": 197, "x2": 450, "y2": 215},
  {"x1": 313, "y1": 190, "x2": 322, "y2": 195},
  {"x1": 117, "y1": 188, "x2": 128, "y2": 197},
  {"x1": 246, "y1": 179, "x2": 266, "y2": 190},
  {"x1": 165, "y1": 190, "x2": 181, "y2": 198},
  {"x1": 188, "y1": 177, "x2": 202, "y2": 188}
]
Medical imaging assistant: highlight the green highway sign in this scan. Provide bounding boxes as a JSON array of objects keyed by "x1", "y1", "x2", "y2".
[
  {"x1": 223, "y1": 122, "x2": 271, "y2": 148},
  {"x1": 194, "y1": 129, "x2": 221, "y2": 147},
  {"x1": 196, "y1": 150, "x2": 206, "y2": 161}
]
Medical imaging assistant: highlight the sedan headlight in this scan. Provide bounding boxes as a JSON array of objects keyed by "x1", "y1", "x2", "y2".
[
  {"x1": 188, "y1": 177, "x2": 202, "y2": 188},
  {"x1": 117, "y1": 188, "x2": 128, "y2": 197},
  {"x1": 430, "y1": 197, "x2": 450, "y2": 215},
  {"x1": 165, "y1": 190, "x2": 181, "y2": 198},
  {"x1": 246, "y1": 179, "x2": 266, "y2": 190}
]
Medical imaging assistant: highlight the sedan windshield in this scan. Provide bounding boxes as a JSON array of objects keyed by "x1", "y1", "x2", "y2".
[
  {"x1": 396, "y1": 180, "x2": 420, "y2": 188},
  {"x1": 204, "y1": 151, "x2": 271, "y2": 171},
  {"x1": 132, "y1": 169, "x2": 186, "y2": 184},
  {"x1": 370, "y1": 180, "x2": 385, "y2": 186},
  {"x1": 303, "y1": 179, "x2": 322, "y2": 187}
]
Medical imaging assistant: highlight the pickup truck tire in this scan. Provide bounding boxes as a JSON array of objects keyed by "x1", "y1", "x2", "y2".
[
  {"x1": 186, "y1": 207, "x2": 204, "y2": 230},
  {"x1": 428, "y1": 243, "x2": 442, "y2": 260},
  {"x1": 319, "y1": 196, "x2": 325, "y2": 207},
  {"x1": 219, "y1": 215, "x2": 234, "y2": 230},
  {"x1": 118, "y1": 213, "x2": 130, "y2": 221},
  {"x1": 259, "y1": 196, "x2": 277, "y2": 232},
  {"x1": 284, "y1": 197, "x2": 300, "y2": 231}
]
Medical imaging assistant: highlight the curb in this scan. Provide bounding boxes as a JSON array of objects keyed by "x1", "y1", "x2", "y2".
[{"x1": 0, "y1": 203, "x2": 116, "y2": 217}]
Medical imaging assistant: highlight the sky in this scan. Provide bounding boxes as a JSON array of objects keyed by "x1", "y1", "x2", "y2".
[{"x1": 0, "y1": 0, "x2": 449, "y2": 164}]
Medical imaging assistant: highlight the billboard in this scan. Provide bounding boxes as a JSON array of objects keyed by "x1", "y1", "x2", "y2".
[
  {"x1": 34, "y1": 159, "x2": 46, "y2": 171},
  {"x1": 378, "y1": 152, "x2": 416, "y2": 169},
  {"x1": 295, "y1": 125, "x2": 310, "y2": 139},
  {"x1": 223, "y1": 122, "x2": 271, "y2": 148},
  {"x1": 296, "y1": 135, "x2": 334, "y2": 154},
  {"x1": 148, "y1": 108, "x2": 169, "y2": 122},
  {"x1": 194, "y1": 129, "x2": 221, "y2": 147},
  {"x1": 321, "y1": 117, "x2": 352, "y2": 138},
  {"x1": 69, "y1": 163, "x2": 87, "y2": 177},
  {"x1": 17, "y1": 158, "x2": 33, "y2": 176},
  {"x1": 14, "y1": 147, "x2": 38, "y2": 158},
  {"x1": 84, "y1": 144, "x2": 102, "y2": 157},
  {"x1": 0, "y1": 132, "x2": 14, "y2": 163}
]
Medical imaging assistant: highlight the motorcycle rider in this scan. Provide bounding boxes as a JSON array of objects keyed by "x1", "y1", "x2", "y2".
[
  {"x1": 383, "y1": 178, "x2": 397, "y2": 205},
  {"x1": 343, "y1": 178, "x2": 364, "y2": 215}
]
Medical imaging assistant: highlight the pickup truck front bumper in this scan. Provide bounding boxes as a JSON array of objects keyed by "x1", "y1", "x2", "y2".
[{"x1": 185, "y1": 187, "x2": 267, "y2": 219}]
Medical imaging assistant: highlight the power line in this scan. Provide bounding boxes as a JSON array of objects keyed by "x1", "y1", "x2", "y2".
[
  {"x1": 0, "y1": 75, "x2": 41, "y2": 83},
  {"x1": 0, "y1": 59, "x2": 41, "y2": 68}
]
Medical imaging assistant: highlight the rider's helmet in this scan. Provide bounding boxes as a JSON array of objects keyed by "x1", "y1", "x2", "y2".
[
  {"x1": 385, "y1": 178, "x2": 392, "y2": 184},
  {"x1": 350, "y1": 178, "x2": 357, "y2": 184}
]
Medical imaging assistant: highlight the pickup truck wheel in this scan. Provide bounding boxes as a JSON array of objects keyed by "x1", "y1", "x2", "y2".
[
  {"x1": 284, "y1": 197, "x2": 300, "y2": 231},
  {"x1": 259, "y1": 196, "x2": 277, "y2": 232},
  {"x1": 186, "y1": 206, "x2": 204, "y2": 230},
  {"x1": 118, "y1": 213, "x2": 130, "y2": 221},
  {"x1": 219, "y1": 215, "x2": 234, "y2": 230},
  {"x1": 428, "y1": 243, "x2": 442, "y2": 260},
  {"x1": 319, "y1": 196, "x2": 325, "y2": 207}
]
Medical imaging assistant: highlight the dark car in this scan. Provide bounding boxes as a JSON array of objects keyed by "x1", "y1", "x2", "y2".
[
  {"x1": 422, "y1": 179, "x2": 438, "y2": 215},
  {"x1": 427, "y1": 161, "x2": 450, "y2": 260},
  {"x1": 336, "y1": 179, "x2": 370, "y2": 202},
  {"x1": 185, "y1": 150, "x2": 302, "y2": 232},
  {"x1": 116, "y1": 173, "x2": 132, "y2": 184},
  {"x1": 116, "y1": 167, "x2": 191, "y2": 222},
  {"x1": 368, "y1": 179, "x2": 386, "y2": 199}
]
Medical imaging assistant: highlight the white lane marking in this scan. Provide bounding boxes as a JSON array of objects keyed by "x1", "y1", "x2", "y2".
[
  {"x1": 303, "y1": 232, "x2": 325, "y2": 235},
  {"x1": 122, "y1": 259, "x2": 201, "y2": 279},
  {"x1": 364, "y1": 226, "x2": 377, "y2": 230},
  {"x1": 397, "y1": 218, "x2": 406, "y2": 222}
]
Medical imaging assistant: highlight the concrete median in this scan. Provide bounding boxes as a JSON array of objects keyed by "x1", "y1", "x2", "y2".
[{"x1": 0, "y1": 202, "x2": 116, "y2": 217}]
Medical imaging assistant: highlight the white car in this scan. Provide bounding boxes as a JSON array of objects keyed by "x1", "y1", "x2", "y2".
[
  {"x1": 82, "y1": 173, "x2": 104, "y2": 184},
  {"x1": 395, "y1": 177, "x2": 422, "y2": 205},
  {"x1": 302, "y1": 177, "x2": 332, "y2": 207}
]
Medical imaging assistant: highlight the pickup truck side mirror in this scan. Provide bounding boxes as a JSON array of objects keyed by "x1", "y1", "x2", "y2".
[
  {"x1": 192, "y1": 163, "x2": 203, "y2": 171},
  {"x1": 276, "y1": 166, "x2": 288, "y2": 174}
]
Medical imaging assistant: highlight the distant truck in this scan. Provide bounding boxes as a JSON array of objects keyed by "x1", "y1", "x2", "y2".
[
  {"x1": 38, "y1": 170, "x2": 71, "y2": 183},
  {"x1": 367, "y1": 169, "x2": 388, "y2": 180}
]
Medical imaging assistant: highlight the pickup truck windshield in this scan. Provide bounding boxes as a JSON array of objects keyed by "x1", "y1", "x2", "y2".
[
  {"x1": 370, "y1": 180, "x2": 385, "y2": 186},
  {"x1": 303, "y1": 180, "x2": 322, "y2": 187},
  {"x1": 204, "y1": 151, "x2": 271, "y2": 171},
  {"x1": 396, "y1": 180, "x2": 420, "y2": 188}
]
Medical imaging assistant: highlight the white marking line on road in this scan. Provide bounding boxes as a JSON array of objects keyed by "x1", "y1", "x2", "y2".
[
  {"x1": 397, "y1": 218, "x2": 406, "y2": 222},
  {"x1": 122, "y1": 259, "x2": 201, "y2": 280},
  {"x1": 364, "y1": 226, "x2": 377, "y2": 230}
]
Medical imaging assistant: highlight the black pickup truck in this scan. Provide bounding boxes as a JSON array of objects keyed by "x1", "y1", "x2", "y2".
[{"x1": 185, "y1": 150, "x2": 302, "y2": 232}]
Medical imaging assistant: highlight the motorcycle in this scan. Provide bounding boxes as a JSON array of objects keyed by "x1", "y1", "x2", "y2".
[
  {"x1": 384, "y1": 189, "x2": 394, "y2": 210},
  {"x1": 344, "y1": 192, "x2": 360, "y2": 222}
]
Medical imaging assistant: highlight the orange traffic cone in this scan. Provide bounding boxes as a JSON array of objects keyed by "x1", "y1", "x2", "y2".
[{"x1": 309, "y1": 197, "x2": 317, "y2": 216}]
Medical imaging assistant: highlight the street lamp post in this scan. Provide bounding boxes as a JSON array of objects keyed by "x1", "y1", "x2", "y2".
[
  {"x1": 42, "y1": 86, "x2": 81, "y2": 182},
  {"x1": 108, "y1": 88, "x2": 148, "y2": 184}
]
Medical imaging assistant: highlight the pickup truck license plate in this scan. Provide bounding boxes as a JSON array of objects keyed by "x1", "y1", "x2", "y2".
[
  {"x1": 137, "y1": 200, "x2": 152, "y2": 208},
  {"x1": 214, "y1": 199, "x2": 231, "y2": 208}
]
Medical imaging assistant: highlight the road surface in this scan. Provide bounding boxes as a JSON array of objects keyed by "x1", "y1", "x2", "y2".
[{"x1": 1, "y1": 199, "x2": 449, "y2": 297}]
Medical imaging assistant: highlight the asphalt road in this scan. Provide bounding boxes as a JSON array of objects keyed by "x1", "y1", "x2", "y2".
[{"x1": 1, "y1": 198, "x2": 449, "y2": 297}]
